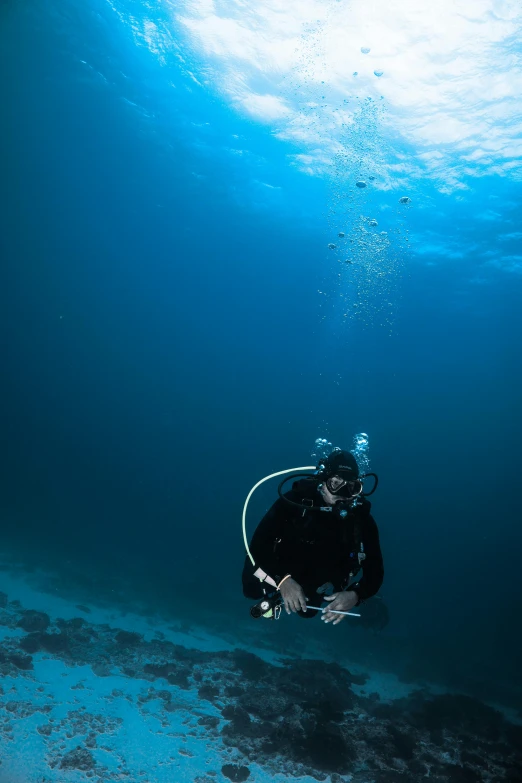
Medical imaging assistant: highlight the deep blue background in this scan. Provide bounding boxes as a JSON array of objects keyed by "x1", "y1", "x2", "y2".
[{"x1": 1, "y1": 0, "x2": 521, "y2": 707}]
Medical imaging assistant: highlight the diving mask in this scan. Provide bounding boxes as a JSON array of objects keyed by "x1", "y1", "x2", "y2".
[{"x1": 325, "y1": 475, "x2": 363, "y2": 498}]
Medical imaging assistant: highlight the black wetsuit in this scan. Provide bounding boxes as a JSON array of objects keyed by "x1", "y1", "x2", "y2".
[{"x1": 242, "y1": 478, "x2": 384, "y2": 611}]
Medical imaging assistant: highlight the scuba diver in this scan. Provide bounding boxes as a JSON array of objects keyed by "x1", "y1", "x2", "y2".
[{"x1": 242, "y1": 448, "x2": 384, "y2": 626}]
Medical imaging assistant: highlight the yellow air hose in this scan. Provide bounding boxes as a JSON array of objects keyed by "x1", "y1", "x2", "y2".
[{"x1": 242, "y1": 466, "x2": 316, "y2": 565}]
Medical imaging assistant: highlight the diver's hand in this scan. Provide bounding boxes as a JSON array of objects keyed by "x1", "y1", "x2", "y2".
[
  {"x1": 321, "y1": 590, "x2": 359, "y2": 625},
  {"x1": 279, "y1": 578, "x2": 307, "y2": 614}
]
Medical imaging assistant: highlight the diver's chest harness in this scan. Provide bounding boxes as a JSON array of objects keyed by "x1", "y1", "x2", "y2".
[
  {"x1": 253, "y1": 500, "x2": 366, "y2": 621},
  {"x1": 282, "y1": 493, "x2": 367, "y2": 573}
]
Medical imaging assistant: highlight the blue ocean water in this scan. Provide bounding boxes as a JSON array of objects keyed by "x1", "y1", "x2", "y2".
[{"x1": 1, "y1": 0, "x2": 522, "y2": 750}]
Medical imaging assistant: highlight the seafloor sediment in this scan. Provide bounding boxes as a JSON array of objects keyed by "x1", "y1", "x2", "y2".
[{"x1": 0, "y1": 571, "x2": 520, "y2": 783}]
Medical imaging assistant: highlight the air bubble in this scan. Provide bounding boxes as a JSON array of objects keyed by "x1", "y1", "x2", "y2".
[
  {"x1": 312, "y1": 438, "x2": 337, "y2": 462},
  {"x1": 352, "y1": 433, "x2": 371, "y2": 475}
]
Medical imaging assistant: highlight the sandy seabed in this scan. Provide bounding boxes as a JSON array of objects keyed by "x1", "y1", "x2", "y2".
[{"x1": 0, "y1": 560, "x2": 520, "y2": 783}]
